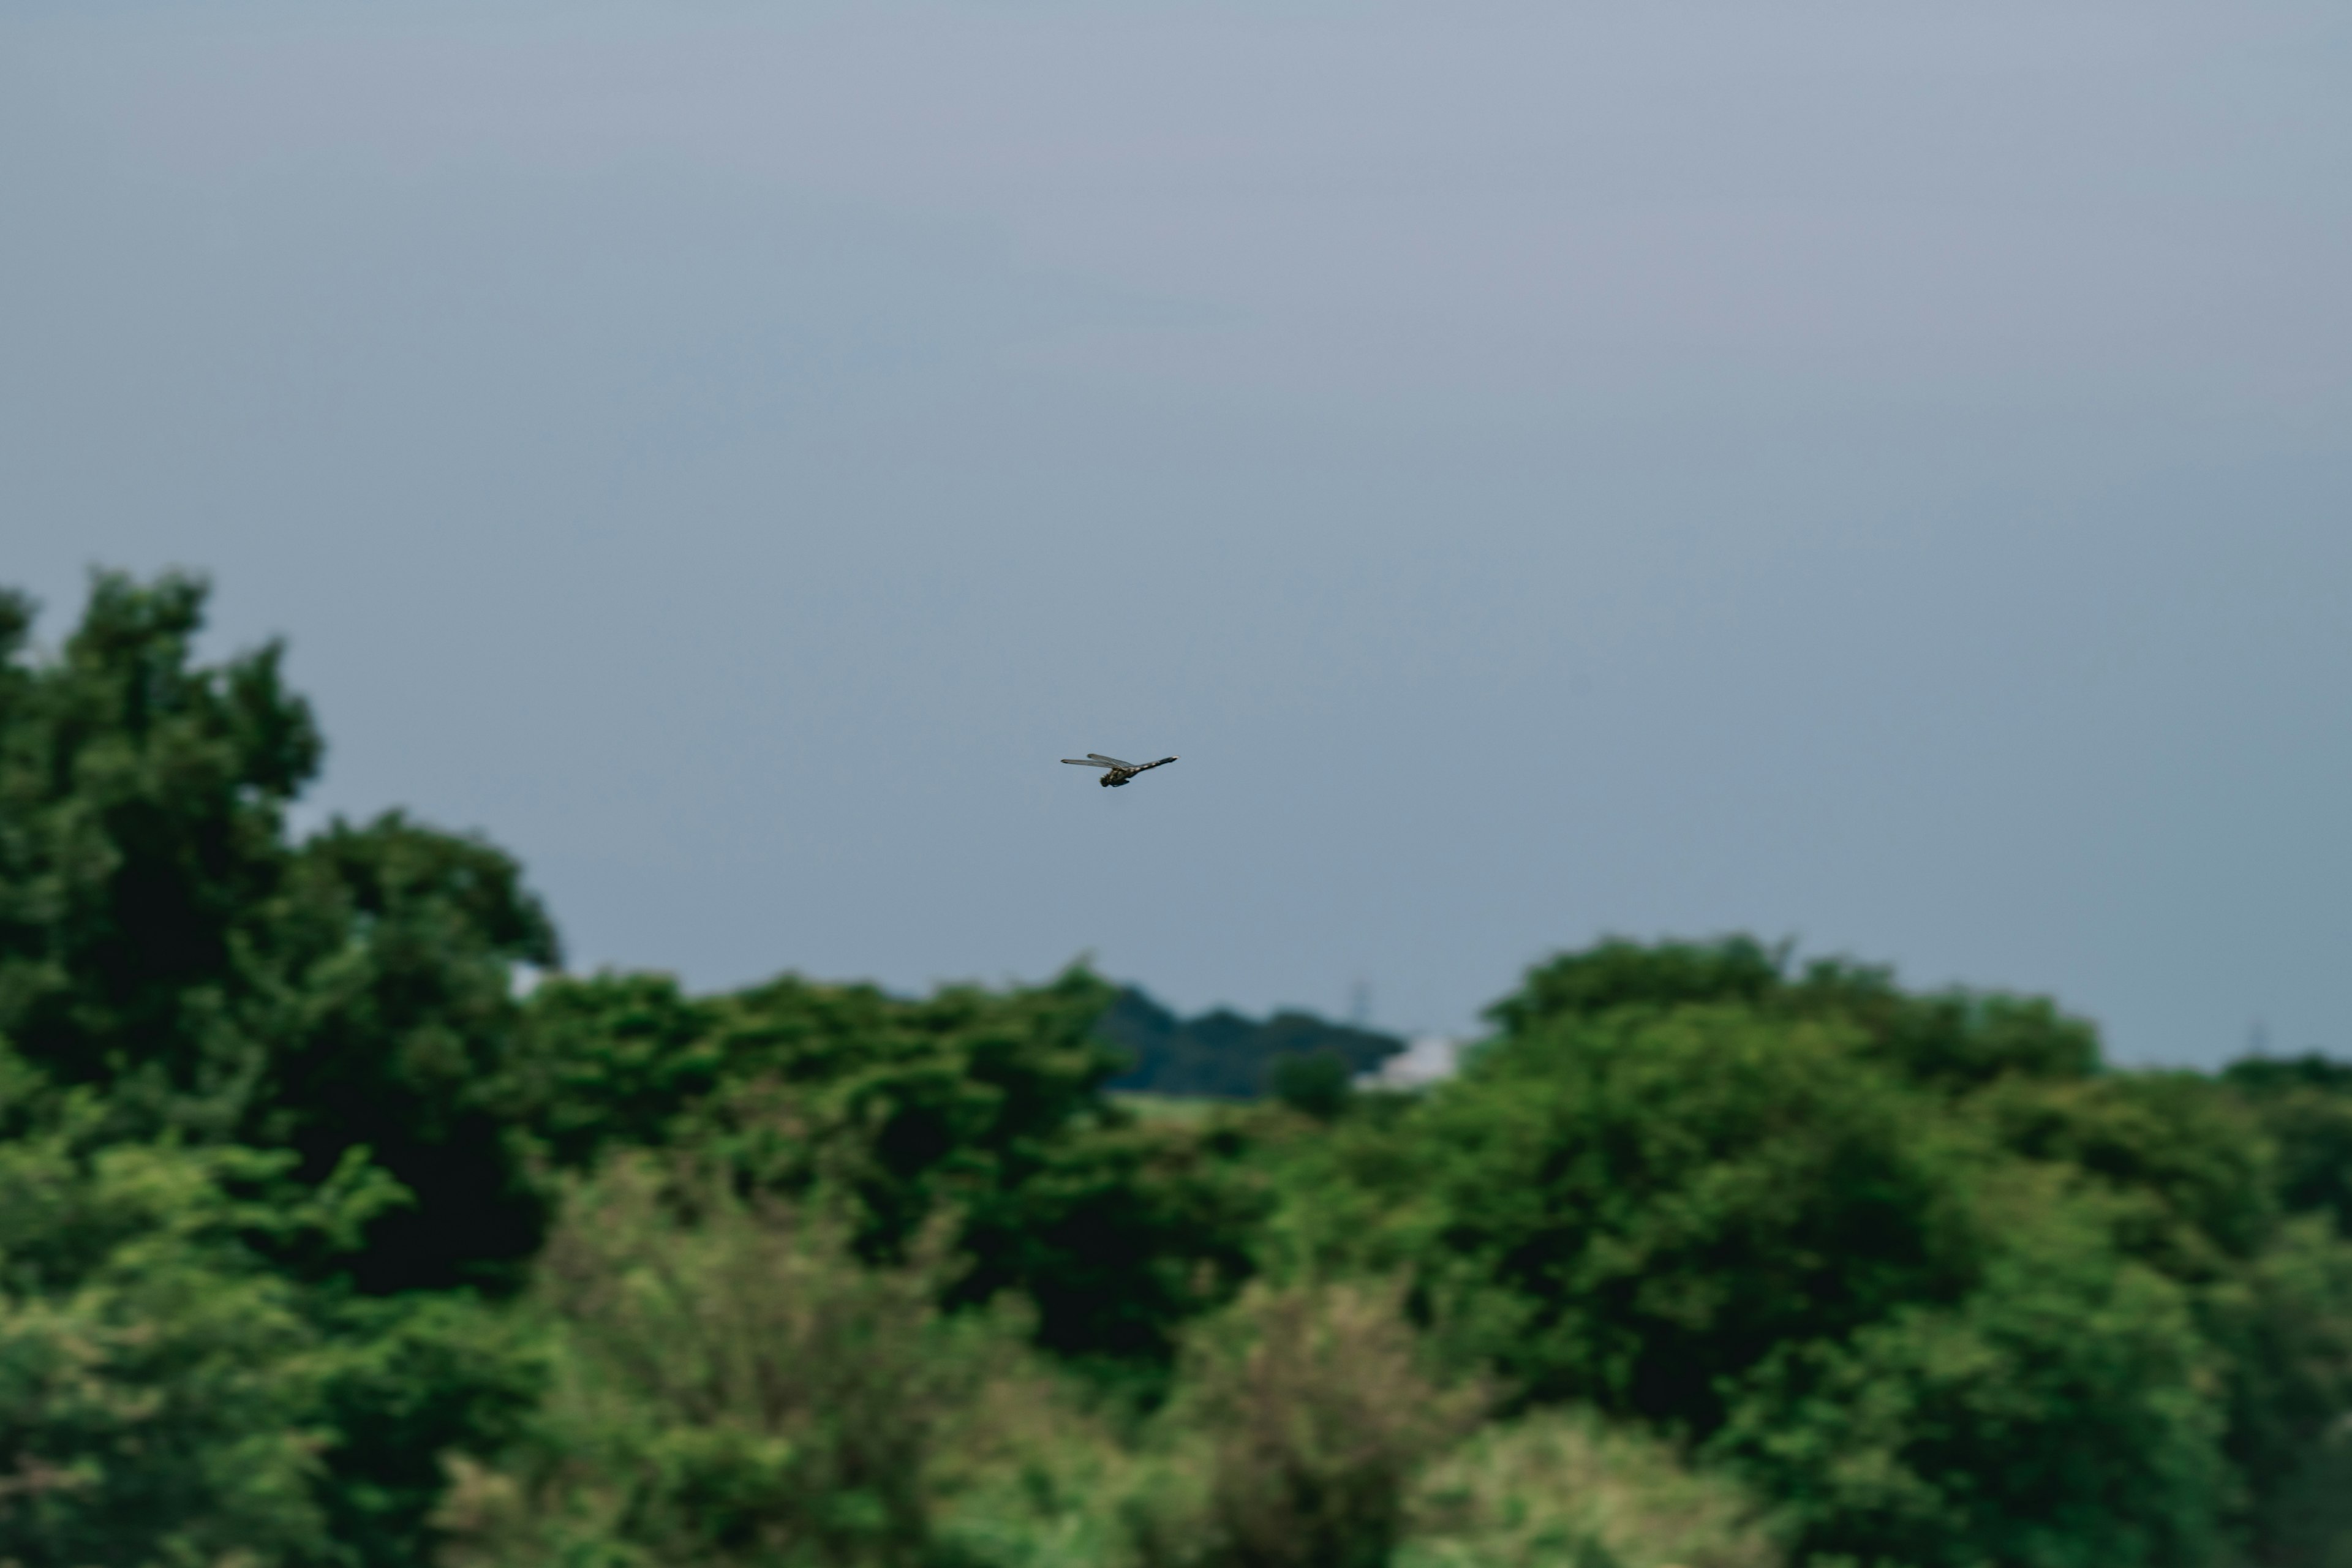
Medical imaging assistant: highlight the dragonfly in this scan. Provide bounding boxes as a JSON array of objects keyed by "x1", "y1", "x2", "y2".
[{"x1": 1061, "y1": 752, "x2": 1178, "y2": 788}]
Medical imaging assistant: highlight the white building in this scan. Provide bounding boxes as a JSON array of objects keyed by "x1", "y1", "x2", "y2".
[{"x1": 1362, "y1": 1033, "x2": 1465, "y2": 1090}]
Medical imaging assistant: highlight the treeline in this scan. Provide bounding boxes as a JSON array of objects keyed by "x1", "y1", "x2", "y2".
[
  {"x1": 2, "y1": 572, "x2": 2351, "y2": 1567},
  {"x1": 1096, "y1": 986, "x2": 1404, "y2": 1099}
]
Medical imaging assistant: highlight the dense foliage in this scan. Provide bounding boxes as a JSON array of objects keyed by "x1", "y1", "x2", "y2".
[
  {"x1": 1378, "y1": 940, "x2": 2352, "y2": 1567},
  {"x1": 507, "y1": 967, "x2": 1265, "y2": 1374},
  {"x1": 4, "y1": 574, "x2": 2352, "y2": 1567},
  {"x1": 0, "y1": 573, "x2": 557, "y2": 1292}
]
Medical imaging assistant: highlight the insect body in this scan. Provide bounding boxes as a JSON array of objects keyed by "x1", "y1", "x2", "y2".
[{"x1": 1062, "y1": 752, "x2": 1178, "y2": 788}]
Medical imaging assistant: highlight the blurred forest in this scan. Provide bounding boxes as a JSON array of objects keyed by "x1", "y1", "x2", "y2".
[
  {"x1": 1097, "y1": 987, "x2": 1403, "y2": 1100},
  {"x1": 4, "y1": 571, "x2": 2352, "y2": 1568}
]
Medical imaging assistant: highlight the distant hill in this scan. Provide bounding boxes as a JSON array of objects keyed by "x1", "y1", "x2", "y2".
[{"x1": 1097, "y1": 986, "x2": 1406, "y2": 1098}]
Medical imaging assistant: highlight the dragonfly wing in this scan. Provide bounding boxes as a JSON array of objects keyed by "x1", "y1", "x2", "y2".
[
  {"x1": 1087, "y1": 754, "x2": 1136, "y2": 768},
  {"x1": 1063, "y1": 758, "x2": 1112, "y2": 767}
]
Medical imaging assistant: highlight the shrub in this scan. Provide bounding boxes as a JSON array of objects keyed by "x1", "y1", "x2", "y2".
[
  {"x1": 927, "y1": 1360, "x2": 1144, "y2": 1568},
  {"x1": 437, "y1": 1153, "x2": 1001, "y2": 1568},
  {"x1": 1401, "y1": 1408, "x2": 1779, "y2": 1568},
  {"x1": 1270, "y1": 1055, "x2": 1353, "y2": 1121},
  {"x1": 1132, "y1": 1280, "x2": 1485, "y2": 1568}
]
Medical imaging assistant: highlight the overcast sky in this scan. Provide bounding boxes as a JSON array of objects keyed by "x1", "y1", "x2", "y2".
[{"x1": 5, "y1": 0, "x2": 2348, "y2": 1060}]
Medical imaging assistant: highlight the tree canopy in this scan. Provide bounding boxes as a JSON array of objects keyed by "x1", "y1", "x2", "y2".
[
  {"x1": 4, "y1": 575, "x2": 2352, "y2": 1568},
  {"x1": 0, "y1": 572, "x2": 558, "y2": 1292}
]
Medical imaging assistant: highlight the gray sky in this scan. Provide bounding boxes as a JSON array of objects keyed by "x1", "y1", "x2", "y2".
[{"x1": 5, "y1": 0, "x2": 2348, "y2": 1061}]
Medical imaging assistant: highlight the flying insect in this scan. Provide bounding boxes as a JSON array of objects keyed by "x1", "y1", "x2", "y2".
[{"x1": 1062, "y1": 752, "x2": 1178, "y2": 788}]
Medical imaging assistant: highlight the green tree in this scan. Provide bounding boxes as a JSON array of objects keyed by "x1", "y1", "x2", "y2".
[
  {"x1": 0, "y1": 571, "x2": 560, "y2": 1291},
  {"x1": 1713, "y1": 1189, "x2": 2232, "y2": 1568},
  {"x1": 505, "y1": 970, "x2": 720, "y2": 1167},
  {"x1": 516, "y1": 967, "x2": 1267, "y2": 1375},
  {"x1": 0, "y1": 573, "x2": 319, "y2": 1126},
  {"x1": 256, "y1": 813, "x2": 559, "y2": 1291},
  {"x1": 1344, "y1": 937, "x2": 2352, "y2": 1568},
  {"x1": 1490, "y1": 935, "x2": 2101, "y2": 1093},
  {"x1": 0, "y1": 571, "x2": 564, "y2": 1564},
  {"x1": 0, "y1": 1094, "x2": 394, "y2": 1564},
  {"x1": 2225, "y1": 1054, "x2": 2352, "y2": 1238},
  {"x1": 1975, "y1": 1066, "x2": 2352, "y2": 1558},
  {"x1": 1412, "y1": 1003, "x2": 1981, "y2": 1426},
  {"x1": 0, "y1": 1074, "x2": 545, "y2": 1568}
]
